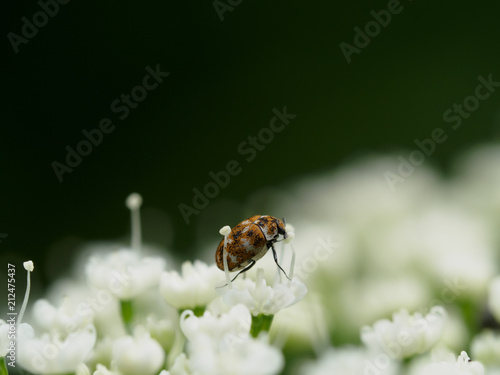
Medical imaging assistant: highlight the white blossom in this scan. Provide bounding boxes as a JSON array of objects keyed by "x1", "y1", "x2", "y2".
[
  {"x1": 0, "y1": 320, "x2": 10, "y2": 357},
  {"x1": 17, "y1": 322, "x2": 96, "y2": 374},
  {"x1": 471, "y1": 330, "x2": 500, "y2": 367},
  {"x1": 31, "y1": 297, "x2": 92, "y2": 334},
  {"x1": 409, "y1": 350, "x2": 484, "y2": 375},
  {"x1": 220, "y1": 268, "x2": 307, "y2": 316},
  {"x1": 181, "y1": 304, "x2": 251, "y2": 345},
  {"x1": 299, "y1": 347, "x2": 399, "y2": 375},
  {"x1": 76, "y1": 363, "x2": 91, "y2": 375},
  {"x1": 187, "y1": 334, "x2": 283, "y2": 375},
  {"x1": 164, "y1": 353, "x2": 192, "y2": 375},
  {"x1": 86, "y1": 248, "x2": 166, "y2": 300},
  {"x1": 160, "y1": 260, "x2": 220, "y2": 310},
  {"x1": 93, "y1": 364, "x2": 119, "y2": 375},
  {"x1": 361, "y1": 306, "x2": 446, "y2": 360},
  {"x1": 181, "y1": 304, "x2": 283, "y2": 375},
  {"x1": 111, "y1": 326, "x2": 165, "y2": 375}
]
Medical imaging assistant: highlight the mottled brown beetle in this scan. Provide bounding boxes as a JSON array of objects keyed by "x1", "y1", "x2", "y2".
[{"x1": 216, "y1": 215, "x2": 289, "y2": 281}]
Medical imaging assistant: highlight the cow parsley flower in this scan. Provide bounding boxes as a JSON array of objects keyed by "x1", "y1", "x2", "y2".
[
  {"x1": 221, "y1": 268, "x2": 307, "y2": 316},
  {"x1": 0, "y1": 320, "x2": 9, "y2": 357},
  {"x1": 220, "y1": 268, "x2": 307, "y2": 337},
  {"x1": 164, "y1": 353, "x2": 191, "y2": 375},
  {"x1": 180, "y1": 304, "x2": 284, "y2": 375},
  {"x1": 409, "y1": 350, "x2": 484, "y2": 375},
  {"x1": 85, "y1": 248, "x2": 166, "y2": 301},
  {"x1": 471, "y1": 330, "x2": 500, "y2": 367},
  {"x1": 85, "y1": 193, "x2": 167, "y2": 301},
  {"x1": 160, "y1": 260, "x2": 220, "y2": 312},
  {"x1": 15, "y1": 261, "x2": 98, "y2": 374},
  {"x1": 93, "y1": 364, "x2": 120, "y2": 375},
  {"x1": 18, "y1": 320, "x2": 97, "y2": 374},
  {"x1": 299, "y1": 347, "x2": 399, "y2": 375},
  {"x1": 361, "y1": 306, "x2": 446, "y2": 360},
  {"x1": 31, "y1": 297, "x2": 91, "y2": 334},
  {"x1": 181, "y1": 304, "x2": 251, "y2": 345},
  {"x1": 111, "y1": 326, "x2": 165, "y2": 375}
]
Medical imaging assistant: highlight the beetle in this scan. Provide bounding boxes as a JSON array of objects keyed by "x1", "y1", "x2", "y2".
[{"x1": 215, "y1": 215, "x2": 289, "y2": 281}]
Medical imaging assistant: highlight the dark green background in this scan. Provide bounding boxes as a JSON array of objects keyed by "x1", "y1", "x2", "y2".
[{"x1": 3, "y1": 0, "x2": 500, "y2": 291}]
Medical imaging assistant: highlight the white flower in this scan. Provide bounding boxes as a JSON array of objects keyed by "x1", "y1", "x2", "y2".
[
  {"x1": 0, "y1": 320, "x2": 10, "y2": 357},
  {"x1": 76, "y1": 363, "x2": 91, "y2": 375},
  {"x1": 164, "y1": 353, "x2": 192, "y2": 375},
  {"x1": 181, "y1": 304, "x2": 283, "y2": 375},
  {"x1": 453, "y1": 144, "x2": 500, "y2": 214},
  {"x1": 299, "y1": 347, "x2": 399, "y2": 375},
  {"x1": 406, "y1": 205, "x2": 495, "y2": 297},
  {"x1": 86, "y1": 248, "x2": 166, "y2": 300},
  {"x1": 31, "y1": 297, "x2": 92, "y2": 334},
  {"x1": 45, "y1": 277, "x2": 126, "y2": 339},
  {"x1": 181, "y1": 304, "x2": 251, "y2": 345},
  {"x1": 220, "y1": 268, "x2": 307, "y2": 316},
  {"x1": 187, "y1": 333, "x2": 283, "y2": 375},
  {"x1": 111, "y1": 326, "x2": 165, "y2": 375},
  {"x1": 438, "y1": 307, "x2": 469, "y2": 352},
  {"x1": 160, "y1": 260, "x2": 220, "y2": 310},
  {"x1": 410, "y1": 350, "x2": 484, "y2": 375},
  {"x1": 471, "y1": 330, "x2": 500, "y2": 367},
  {"x1": 361, "y1": 306, "x2": 446, "y2": 360},
  {"x1": 93, "y1": 364, "x2": 119, "y2": 375},
  {"x1": 86, "y1": 336, "x2": 114, "y2": 371},
  {"x1": 18, "y1": 322, "x2": 96, "y2": 374},
  {"x1": 144, "y1": 315, "x2": 176, "y2": 353}
]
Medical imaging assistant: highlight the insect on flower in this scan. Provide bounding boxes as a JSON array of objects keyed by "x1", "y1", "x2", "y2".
[{"x1": 216, "y1": 215, "x2": 289, "y2": 281}]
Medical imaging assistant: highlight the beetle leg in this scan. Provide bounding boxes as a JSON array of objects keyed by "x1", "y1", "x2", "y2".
[
  {"x1": 231, "y1": 259, "x2": 256, "y2": 282},
  {"x1": 271, "y1": 243, "x2": 291, "y2": 280},
  {"x1": 216, "y1": 260, "x2": 256, "y2": 288}
]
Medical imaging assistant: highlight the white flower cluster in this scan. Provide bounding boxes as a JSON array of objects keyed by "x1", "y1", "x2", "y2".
[
  {"x1": 238, "y1": 144, "x2": 500, "y2": 374},
  {"x1": 4, "y1": 194, "x2": 305, "y2": 375},
  {"x1": 6, "y1": 143, "x2": 500, "y2": 375}
]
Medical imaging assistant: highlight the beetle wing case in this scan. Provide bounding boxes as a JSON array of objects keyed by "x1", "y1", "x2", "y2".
[{"x1": 216, "y1": 215, "x2": 266, "y2": 271}]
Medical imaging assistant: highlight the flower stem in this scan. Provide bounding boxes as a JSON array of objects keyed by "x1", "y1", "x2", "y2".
[
  {"x1": 250, "y1": 314, "x2": 274, "y2": 338},
  {"x1": 0, "y1": 357, "x2": 8, "y2": 375},
  {"x1": 120, "y1": 299, "x2": 133, "y2": 333}
]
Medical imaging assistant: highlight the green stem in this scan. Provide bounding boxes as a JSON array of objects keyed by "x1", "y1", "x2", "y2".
[
  {"x1": 251, "y1": 314, "x2": 274, "y2": 338},
  {"x1": 120, "y1": 299, "x2": 133, "y2": 333},
  {"x1": 0, "y1": 357, "x2": 8, "y2": 375}
]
